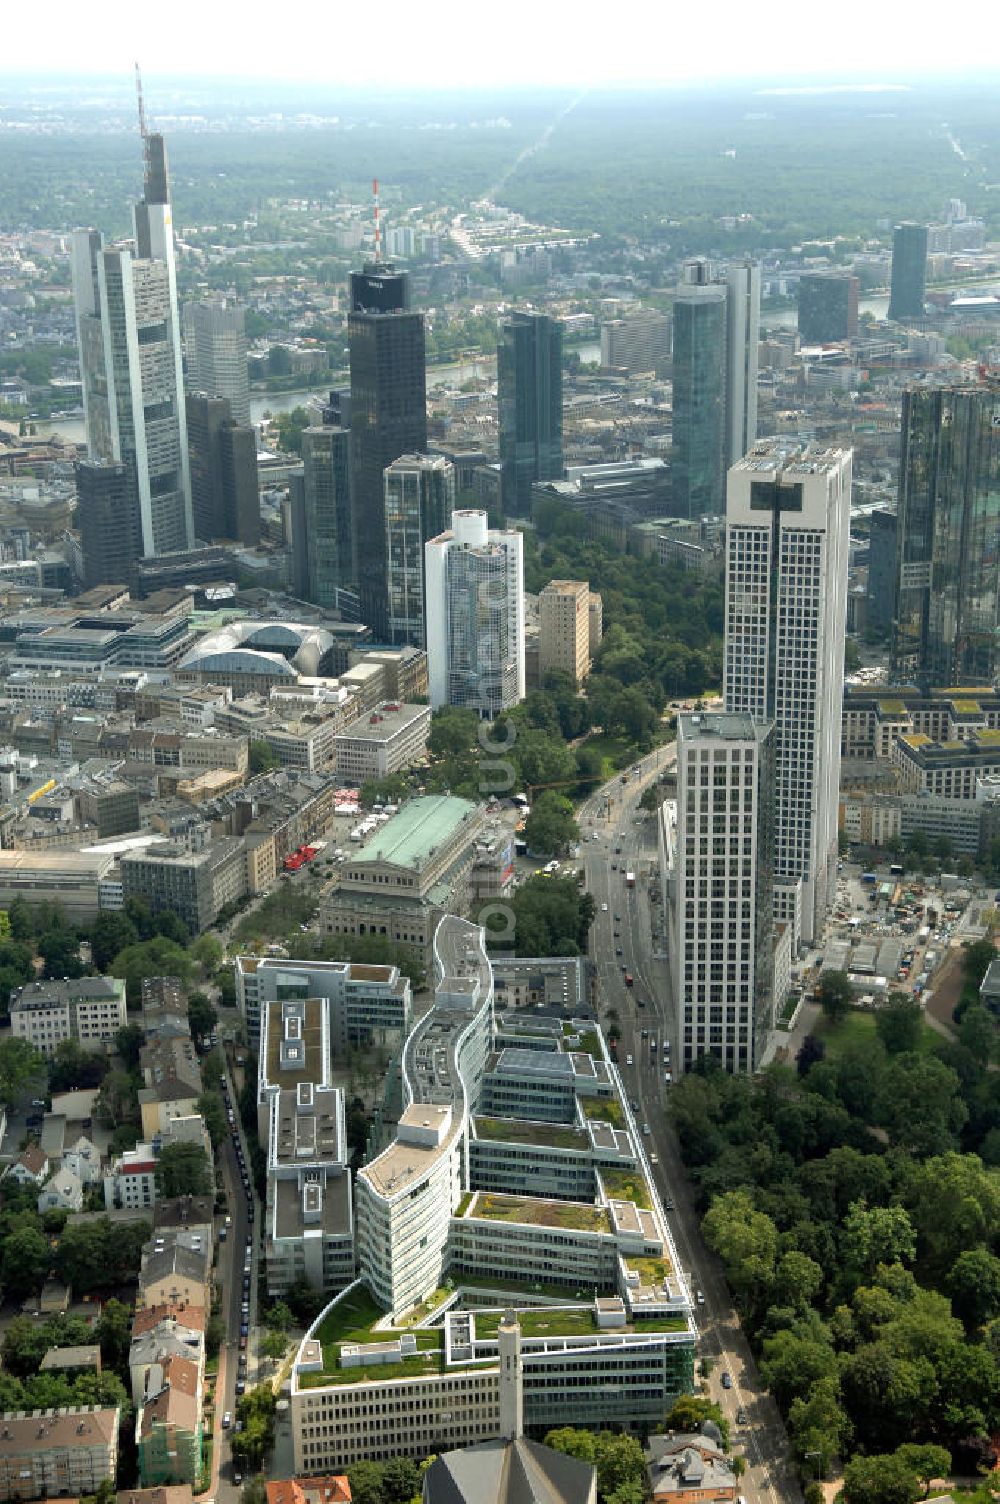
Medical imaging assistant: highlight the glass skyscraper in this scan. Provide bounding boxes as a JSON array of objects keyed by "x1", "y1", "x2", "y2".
[
  {"x1": 672, "y1": 285, "x2": 727, "y2": 517},
  {"x1": 498, "y1": 312, "x2": 563, "y2": 518},
  {"x1": 889, "y1": 223, "x2": 928, "y2": 322},
  {"x1": 302, "y1": 425, "x2": 352, "y2": 610},
  {"x1": 385, "y1": 454, "x2": 455, "y2": 647},
  {"x1": 892, "y1": 384, "x2": 1000, "y2": 687},
  {"x1": 348, "y1": 263, "x2": 427, "y2": 638}
]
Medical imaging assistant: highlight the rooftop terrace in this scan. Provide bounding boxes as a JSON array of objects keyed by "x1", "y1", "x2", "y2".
[{"x1": 468, "y1": 1192, "x2": 610, "y2": 1234}]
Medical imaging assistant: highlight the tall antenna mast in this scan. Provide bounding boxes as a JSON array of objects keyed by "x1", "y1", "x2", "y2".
[
  {"x1": 135, "y1": 61, "x2": 151, "y2": 180},
  {"x1": 373, "y1": 177, "x2": 381, "y2": 263}
]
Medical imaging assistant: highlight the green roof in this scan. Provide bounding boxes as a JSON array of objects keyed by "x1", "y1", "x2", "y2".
[{"x1": 354, "y1": 796, "x2": 478, "y2": 872}]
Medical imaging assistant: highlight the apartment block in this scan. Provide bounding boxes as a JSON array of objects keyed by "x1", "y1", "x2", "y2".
[
  {"x1": 10, "y1": 976, "x2": 128, "y2": 1056},
  {"x1": 538, "y1": 580, "x2": 592, "y2": 685},
  {"x1": 0, "y1": 1406, "x2": 120, "y2": 1501}
]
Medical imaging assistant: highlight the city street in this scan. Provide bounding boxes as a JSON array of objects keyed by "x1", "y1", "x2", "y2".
[{"x1": 580, "y1": 738, "x2": 800, "y2": 1504}]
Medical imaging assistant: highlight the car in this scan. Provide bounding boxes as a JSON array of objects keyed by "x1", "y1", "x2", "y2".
[
  {"x1": 737, "y1": 1408, "x2": 748, "y2": 1425},
  {"x1": 222, "y1": 1411, "x2": 232, "y2": 1429},
  {"x1": 611, "y1": 863, "x2": 617, "y2": 871},
  {"x1": 637, "y1": 997, "x2": 646, "y2": 1009},
  {"x1": 626, "y1": 1054, "x2": 634, "y2": 1066},
  {"x1": 240, "y1": 1323, "x2": 249, "y2": 1337},
  {"x1": 240, "y1": 1335, "x2": 247, "y2": 1350},
  {"x1": 663, "y1": 1195, "x2": 674, "y2": 1210},
  {"x1": 616, "y1": 948, "x2": 623, "y2": 956},
  {"x1": 650, "y1": 1152, "x2": 659, "y2": 1165},
  {"x1": 641, "y1": 1029, "x2": 649, "y2": 1039},
  {"x1": 235, "y1": 1380, "x2": 245, "y2": 1396},
  {"x1": 601, "y1": 902, "x2": 609, "y2": 912},
  {"x1": 30, "y1": 1098, "x2": 46, "y2": 1108},
  {"x1": 234, "y1": 1472, "x2": 243, "y2": 1486},
  {"x1": 642, "y1": 1123, "x2": 650, "y2": 1136},
  {"x1": 696, "y1": 1290, "x2": 705, "y2": 1306},
  {"x1": 721, "y1": 1372, "x2": 732, "y2": 1389},
  {"x1": 664, "y1": 1071, "x2": 673, "y2": 1084},
  {"x1": 630, "y1": 1099, "x2": 639, "y2": 1111},
  {"x1": 615, "y1": 913, "x2": 621, "y2": 921}
]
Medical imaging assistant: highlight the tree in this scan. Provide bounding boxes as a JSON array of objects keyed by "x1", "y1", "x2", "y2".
[
  {"x1": 115, "y1": 1024, "x2": 145, "y2": 1070},
  {"x1": 946, "y1": 1246, "x2": 1000, "y2": 1329},
  {"x1": 523, "y1": 790, "x2": 579, "y2": 856},
  {"x1": 760, "y1": 1324, "x2": 839, "y2": 1412},
  {"x1": 241, "y1": 1479, "x2": 268, "y2": 1504},
  {"x1": 0, "y1": 1036, "x2": 44, "y2": 1101},
  {"x1": 261, "y1": 1329, "x2": 286, "y2": 1365},
  {"x1": 48, "y1": 1038, "x2": 108, "y2": 1093},
  {"x1": 89, "y1": 913, "x2": 139, "y2": 971},
  {"x1": 190, "y1": 933, "x2": 223, "y2": 974},
  {"x1": 380, "y1": 1456, "x2": 421, "y2": 1504},
  {"x1": 96, "y1": 1298, "x2": 132, "y2": 1372},
  {"x1": 774, "y1": 1250, "x2": 823, "y2": 1311},
  {"x1": 842, "y1": 1452, "x2": 922, "y2": 1504},
  {"x1": 249, "y1": 740, "x2": 280, "y2": 776},
  {"x1": 876, "y1": 1054, "x2": 967, "y2": 1156},
  {"x1": 594, "y1": 1432, "x2": 646, "y2": 1500},
  {"x1": 963, "y1": 939, "x2": 997, "y2": 989},
  {"x1": 842, "y1": 1201, "x2": 916, "y2": 1277},
  {"x1": 959, "y1": 1005, "x2": 996, "y2": 1064},
  {"x1": 111, "y1": 936, "x2": 192, "y2": 1005},
  {"x1": 38, "y1": 927, "x2": 84, "y2": 979},
  {"x1": 663, "y1": 1397, "x2": 729, "y2": 1448},
  {"x1": 702, "y1": 1189, "x2": 778, "y2": 1313},
  {"x1": 875, "y1": 995, "x2": 923, "y2": 1056},
  {"x1": 817, "y1": 970, "x2": 853, "y2": 1024},
  {"x1": 188, "y1": 993, "x2": 218, "y2": 1044},
  {"x1": 264, "y1": 1301, "x2": 293, "y2": 1332},
  {"x1": 197, "y1": 1092, "x2": 227, "y2": 1148},
  {"x1": 155, "y1": 1142, "x2": 212, "y2": 1199},
  {"x1": 796, "y1": 1035, "x2": 826, "y2": 1077},
  {"x1": 894, "y1": 1445, "x2": 951, "y2": 1498},
  {"x1": 787, "y1": 1374, "x2": 851, "y2": 1478},
  {"x1": 153, "y1": 910, "x2": 190, "y2": 947},
  {"x1": 0, "y1": 1225, "x2": 51, "y2": 1298}
]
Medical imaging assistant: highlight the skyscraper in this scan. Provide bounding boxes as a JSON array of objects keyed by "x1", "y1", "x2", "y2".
[
  {"x1": 724, "y1": 440, "x2": 851, "y2": 947},
  {"x1": 891, "y1": 384, "x2": 1000, "y2": 688},
  {"x1": 348, "y1": 263, "x2": 427, "y2": 637},
  {"x1": 600, "y1": 311, "x2": 672, "y2": 377},
  {"x1": 797, "y1": 273, "x2": 860, "y2": 344},
  {"x1": 186, "y1": 394, "x2": 259, "y2": 546},
  {"x1": 385, "y1": 454, "x2": 455, "y2": 647},
  {"x1": 671, "y1": 284, "x2": 727, "y2": 517},
  {"x1": 724, "y1": 259, "x2": 760, "y2": 471},
  {"x1": 302, "y1": 425, "x2": 352, "y2": 610},
  {"x1": 184, "y1": 297, "x2": 251, "y2": 428},
  {"x1": 74, "y1": 458, "x2": 142, "y2": 588},
  {"x1": 425, "y1": 510, "x2": 525, "y2": 716},
  {"x1": 73, "y1": 131, "x2": 193, "y2": 562},
  {"x1": 866, "y1": 507, "x2": 898, "y2": 639},
  {"x1": 889, "y1": 223, "x2": 928, "y2": 322},
  {"x1": 498, "y1": 312, "x2": 563, "y2": 518},
  {"x1": 666, "y1": 711, "x2": 775, "y2": 1075}
]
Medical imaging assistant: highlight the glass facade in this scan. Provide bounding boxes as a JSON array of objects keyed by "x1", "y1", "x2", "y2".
[
  {"x1": 498, "y1": 312, "x2": 563, "y2": 518},
  {"x1": 797, "y1": 272, "x2": 860, "y2": 343},
  {"x1": 303, "y1": 425, "x2": 352, "y2": 609},
  {"x1": 671, "y1": 286, "x2": 727, "y2": 517},
  {"x1": 889, "y1": 223, "x2": 928, "y2": 322},
  {"x1": 385, "y1": 456, "x2": 455, "y2": 646},
  {"x1": 892, "y1": 385, "x2": 1000, "y2": 687}
]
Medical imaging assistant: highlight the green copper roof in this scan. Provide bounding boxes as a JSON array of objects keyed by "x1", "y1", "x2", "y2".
[{"x1": 355, "y1": 796, "x2": 478, "y2": 872}]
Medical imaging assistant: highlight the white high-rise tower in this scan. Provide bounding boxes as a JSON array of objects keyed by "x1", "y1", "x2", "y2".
[
  {"x1": 725, "y1": 259, "x2": 760, "y2": 469},
  {"x1": 72, "y1": 127, "x2": 193, "y2": 567},
  {"x1": 723, "y1": 441, "x2": 851, "y2": 947}
]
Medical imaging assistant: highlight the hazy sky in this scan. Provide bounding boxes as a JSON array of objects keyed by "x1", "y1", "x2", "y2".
[{"x1": 6, "y1": 0, "x2": 1000, "y2": 89}]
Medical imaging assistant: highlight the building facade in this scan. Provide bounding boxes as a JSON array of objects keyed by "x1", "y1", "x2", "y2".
[
  {"x1": 797, "y1": 273, "x2": 860, "y2": 344},
  {"x1": 348, "y1": 264, "x2": 427, "y2": 637},
  {"x1": 600, "y1": 312, "x2": 671, "y2": 377},
  {"x1": 724, "y1": 441, "x2": 852, "y2": 947},
  {"x1": 891, "y1": 383, "x2": 1000, "y2": 688},
  {"x1": 866, "y1": 507, "x2": 897, "y2": 638},
  {"x1": 425, "y1": 511, "x2": 525, "y2": 716},
  {"x1": 671, "y1": 282, "x2": 727, "y2": 518},
  {"x1": 889, "y1": 223, "x2": 928, "y2": 322},
  {"x1": 724, "y1": 260, "x2": 760, "y2": 471},
  {"x1": 74, "y1": 459, "x2": 142, "y2": 589},
  {"x1": 303, "y1": 426, "x2": 352, "y2": 610},
  {"x1": 538, "y1": 580, "x2": 592, "y2": 685},
  {"x1": 385, "y1": 454, "x2": 455, "y2": 646},
  {"x1": 10, "y1": 977, "x2": 128, "y2": 1056},
  {"x1": 665, "y1": 713, "x2": 775, "y2": 1074},
  {"x1": 185, "y1": 394, "x2": 259, "y2": 546},
  {"x1": 0, "y1": 1406, "x2": 120, "y2": 1501},
  {"x1": 183, "y1": 296, "x2": 251, "y2": 428},
  {"x1": 498, "y1": 312, "x2": 563, "y2": 518}
]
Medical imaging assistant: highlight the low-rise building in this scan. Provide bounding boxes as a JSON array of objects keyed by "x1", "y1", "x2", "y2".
[
  {"x1": 37, "y1": 1167, "x2": 84, "y2": 1215},
  {"x1": 0, "y1": 1406, "x2": 120, "y2": 1501},
  {"x1": 2, "y1": 1145, "x2": 49, "y2": 1188},
  {"x1": 646, "y1": 1433, "x2": 739, "y2": 1504},
  {"x1": 10, "y1": 977, "x2": 128, "y2": 1056},
  {"x1": 0, "y1": 849, "x2": 114, "y2": 921},
  {"x1": 333, "y1": 702, "x2": 431, "y2": 785},
  {"x1": 136, "y1": 1356, "x2": 202, "y2": 1487},
  {"x1": 105, "y1": 1144, "x2": 158, "y2": 1212}
]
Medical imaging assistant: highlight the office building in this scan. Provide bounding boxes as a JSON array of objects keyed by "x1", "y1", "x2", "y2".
[
  {"x1": 498, "y1": 312, "x2": 563, "y2": 517},
  {"x1": 72, "y1": 132, "x2": 194, "y2": 561},
  {"x1": 538, "y1": 580, "x2": 592, "y2": 684},
  {"x1": 302, "y1": 426, "x2": 352, "y2": 609},
  {"x1": 724, "y1": 441, "x2": 852, "y2": 946},
  {"x1": 238, "y1": 955, "x2": 411, "y2": 1062},
  {"x1": 600, "y1": 311, "x2": 671, "y2": 377},
  {"x1": 185, "y1": 395, "x2": 259, "y2": 546},
  {"x1": 889, "y1": 223, "x2": 928, "y2": 322},
  {"x1": 797, "y1": 273, "x2": 860, "y2": 344},
  {"x1": 10, "y1": 977, "x2": 128, "y2": 1057},
  {"x1": 724, "y1": 260, "x2": 760, "y2": 470},
  {"x1": 183, "y1": 296, "x2": 251, "y2": 428},
  {"x1": 425, "y1": 511, "x2": 525, "y2": 716},
  {"x1": 865, "y1": 508, "x2": 897, "y2": 638},
  {"x1": 333, "y1": 700, "x2": 432, "y2": 785},
  {"x1": 0, "y1": 1406, "x2": 120, "y2": 1501},
  {"x1": 671, "y1": 283, "x2": 727, "y2": 517},
  {"x1": 664, "y1": 713, "x2": 774, "y2": 1074},
  {"x1": 891, "y1": 384, "x2": 1000, "y2": 688},
  {"x1": 120, "y1": 838, "x2": 247, "y2": 935},
  {"x1": 348, "y1": 263, "x2": 427, "y2": 637},
  {"x1": 75, "y1": 458, "x2": 143, "y2": 588},
  {"x1": 385, "y1": 454, "x2": 455, "y2": 645}
]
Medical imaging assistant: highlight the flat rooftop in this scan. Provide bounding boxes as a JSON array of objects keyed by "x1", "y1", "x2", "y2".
[
  {"x1": 274, "y1": 1173, "x2": 351, "y2": 1240},
  {"x1": 335, "y1": 703, "x2": 428, "y2": 743},
  {"x1": 468, "y1": 1192, "x2": 611, "y2": 1234}
]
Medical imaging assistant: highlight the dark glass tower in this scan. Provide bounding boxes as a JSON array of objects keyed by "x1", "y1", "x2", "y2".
[
  {"x1": 75, "y1": 458, "x2": 142, "y2": 588},
  {"x1": 497, "y1": 311, "x2": 563, "y2": 518},
  {"x1": 672, "y1": 285, "x2": 727, "y2": 518},
  {"x1": 303, "y1": 425, "x2": 352, "y2": 609},
  {"x1": 797, "y1": 273, "x2": 860, "y2": 343},
  {"x1": 186, "y1": 394, "x2": 259, "y2": 546},
  {"x1": 348, "y1": 262, "x2": 427, "y2": 638},
  {"x1": 889, "y1": 223, "x2": 928, "y2": 322},
  {"x1": 892, "y1": 385, "x2": 1000, "y2": 687}
]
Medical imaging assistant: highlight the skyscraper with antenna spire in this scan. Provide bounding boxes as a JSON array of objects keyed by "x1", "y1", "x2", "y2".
[{"x1": 72, "y1": 68, "x2": 193, "y2": 585}]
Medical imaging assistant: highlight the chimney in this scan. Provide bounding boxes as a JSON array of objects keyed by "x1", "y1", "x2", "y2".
[{"x1": 498, "y1": 1311, "x2": 522, "y2": 1442}]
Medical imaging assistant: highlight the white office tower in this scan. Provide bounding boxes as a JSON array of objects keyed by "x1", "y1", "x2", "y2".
[
  {"x1": 425, "y1": 510, "x2": 525, "y2": 716},
  {"x1": 72, "y1": 133, "x2": 193, "y2": 558},
  {"x1": 184, "y1": 297, "x2": 251, "y2": 428},
  {"x1": 725, "y1": 260, "x2": 761, "y2": 469},
  {"x1": 724, "y1": 442, "x2": 852, "y2": 948},
  {"x1": 665, "y1": 712, "x2": 775, "y2": 1074}
]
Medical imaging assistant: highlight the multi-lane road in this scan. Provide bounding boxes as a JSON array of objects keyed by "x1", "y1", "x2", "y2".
[{"x1": 581, "y1": 743, "x2": 800, "y2": 1504}]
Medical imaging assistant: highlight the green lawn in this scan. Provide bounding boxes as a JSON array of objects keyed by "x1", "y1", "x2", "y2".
[
  {"x1": 812, "y1": 1006, "x2": 938, "y2": 1060},
  {"x1": 473, "y1": 1193, "x2": 610, "y2": 1233},
  {"x1": 474, "y1": 1116, "x2": 589, "y2": 1151},
  {"x1": 601, "y1": 1168, "x2": 652, "y2": 1209},
  {"x1": 315, "y1": 1285, "x2": 391, "y2": 1347},
  {"x1": 627, "y1": 1254, "x2": 673, "y2": 1285},
  {"x1": 475, "y1": 1306, "x2": 599, "y2": 1340}
]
